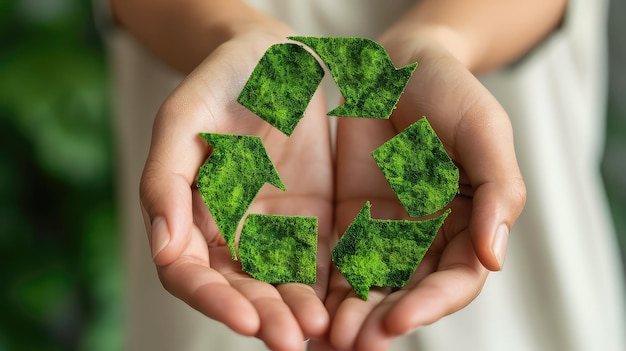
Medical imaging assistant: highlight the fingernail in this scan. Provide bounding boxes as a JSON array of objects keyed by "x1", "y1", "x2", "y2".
[
  {"x1": 151, "y1": 217, "x2": 170, "y2": 259},
  {"x1": 493, "y1": 224, "x2": 509, "y2": 269}
]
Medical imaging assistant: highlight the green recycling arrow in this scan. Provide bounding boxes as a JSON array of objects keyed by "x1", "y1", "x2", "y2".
[
  {"x1": 333, "y1": 118, "x2": 459, "y2": 299},
  {"x1": 196, "y1": 133, "x2": 286, "y2": 259},
  {"x1": 289, "y1": 36, "x2": 417, "y2": 118},
  {"x1": 237, "y1": 43, "x2": 325, "y2": 136},
  {"x1": 239, "y1": 214, "x2": 318, "y2": 284},
  {"x1": 372, "y1": 118, "x2": 459, "y2": 217},
  {"x1": 332, "y1": 201, "x2": 450, "y2": 300}
]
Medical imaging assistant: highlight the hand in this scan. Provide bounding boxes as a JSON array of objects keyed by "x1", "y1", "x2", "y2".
[
  {"x1": 314, "y1": 38, "x2": 527, "y2": 350},
  {"x1": 139, "y1": 32, "x2": 334, "y2": 351}
]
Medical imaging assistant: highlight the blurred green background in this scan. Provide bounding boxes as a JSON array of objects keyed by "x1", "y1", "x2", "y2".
[
  {"x1": 0, "y1": 1, "x2": 624, "y2": 350},
  {"x1": 0, "y1": 0, "x2": 119, "y2": 350}
]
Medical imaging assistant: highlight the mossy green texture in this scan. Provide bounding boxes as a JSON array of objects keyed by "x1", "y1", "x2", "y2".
[
  {"x1": 372, "y1": 118, "x2": 459, "y2": 218},
  {"x1": 332, "y1": 202, "x2": 450, "y2": 300},
  {"x1": 197, "y1": 133, "x2": 286, "y2": 259},
  {"x1": 239, "y1": 214, "x2": 318, "y2": 284},
  {"x1": 289, "y1": 36, "x2": 417, "y2": 118},
  {"x1": 237, "y1": 43, "x2": 324, "y2": 136}
]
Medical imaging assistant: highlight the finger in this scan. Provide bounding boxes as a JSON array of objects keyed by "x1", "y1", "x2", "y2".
[
  {"x1": 383, "y1": 232, "x2": 488, "y2": 335},
  {"x1": 328, "y1": 288, "x2": 390, "y2": 350},
  {"x1": 277, "y1": 283, "x2": 330, "y2": 339},
  {"x1": 230, "y1": 279, "x2": 306, "y2": 351},
  {"x1": 140, "y1": 93, "x2": 212, "y2": 265},
  {"x1": 157, "y1": 227, "x2": 260, "y2": 336},
  {"x1": 470, "y1": 178, "x2": 525, "y2": 270},
  {"x1": 352, "y1": 292, "x2": 404, "y2": 351},
  {"x1": 455, "y1": 99, "x2": 526, "y2": 271},
  {"x1": 159, "y1": 265, "x2": 261, "y2": 336},
  {"x1": 321, "y1": 266, "x2": 354, "y2": 323}
]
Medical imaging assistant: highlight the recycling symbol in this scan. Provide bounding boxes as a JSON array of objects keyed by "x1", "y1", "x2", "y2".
[{"x1": 196, "y1": 37, "x2": 459, "y2": 300}]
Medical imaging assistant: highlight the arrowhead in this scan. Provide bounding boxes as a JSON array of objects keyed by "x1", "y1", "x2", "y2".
[
  {"x1": 372, "y1": 118, "x2": 459, "y2": 217},
  {"x1": 289, "y1": 36, "x2": 417, "y2": 118},
  {"x1": 237, "y1": 43, "x2": 325, "y2": 136},
  {"x1": 197, "y1": 133, "x2": 286, "y2": 258},
  {"x1": 332, "y1": 201, "x2": 450, "y2": 300}
]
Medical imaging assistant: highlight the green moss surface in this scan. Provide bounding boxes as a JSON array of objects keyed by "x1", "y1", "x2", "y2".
[
  {"x1": 372, "y1": 118, "x2": 459, "y2": 218},
  {"x1": 332, "y1": 202, "x2": 450, "y2": 300},
  {"x1": 196, "y1": 133, "x2": 286, "y2": 259},
  {"x1": 237, "y1": 43, "x2": 324, "y2": 136},
  {"x1": 239, "y1": 214, "x2": 317, "y2": 284},
  {"x1": 289, "y1": 36, "x2": 417, "y2": 118}
]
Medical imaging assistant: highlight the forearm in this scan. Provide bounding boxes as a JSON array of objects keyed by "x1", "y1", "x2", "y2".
[
  {"x1": 110, "y1": 0, "x2": 291, "y2": 74},
  {"x1": 381, "y1": 0, "x2": 567, "y2": 74}
]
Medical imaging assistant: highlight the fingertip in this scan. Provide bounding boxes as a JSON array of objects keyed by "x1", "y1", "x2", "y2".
[
  {"x1": 206, "y1": 285, "x2": 261, "y2": 337},
  {"x1": 278, "y1": 284, "x2": 330, "y2": 339},
  {"x1": 150, "y1": 215, "x2": 190, "y2": 266},
  {"x1": 298, "y1": 302, "x2": 330, "y2": 340},
  {"x1": 329, "y1": 290, "x2": 387, "y2": 351},
  {"x1": 470, "y1": 182, "x2": 518, "y2": 272},
  {"x1": 381, "y1": 293, "x2": 414, "y2": 336},
  {"x1": 474, "y1": 220, "x2": 510, "y2": 272},
  {"x1": 150, "y1": 216, "x2": 170, "y2": 260},
  {"x1": 254, "y1": 297, "x2": 306, "y2": 351},
  {"x1": 328, "y1": 298, "x2": 363, "y2": 350},
  {"x1": 491, "y1": 223, "x2": 509, "y2": 270}
]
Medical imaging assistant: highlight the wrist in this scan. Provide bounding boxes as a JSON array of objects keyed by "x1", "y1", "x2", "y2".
[
  {"x1": 209, "y1": 15, "x2": 294, "y2": 46},
  {"x1": 179, "y1": 14, "x2": 295, "y2": 73},
  {"x1": 111, "y1": 0, "x2": 293, "y2": 74},
  {"x1": 377, "y1": 0, "x2": 566, "y2": 75},
  {"x1": 378, "y1": 23, "x2": 476, "y2": 73}
]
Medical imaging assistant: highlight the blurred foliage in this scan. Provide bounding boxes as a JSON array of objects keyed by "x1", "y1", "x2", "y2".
[
  {"x1": 603, "y1": 0, "x2": 626, "y2": 270},
  {"x1": 0, "y1": 0, "x2": 121, "y2": 350},
  {"x1": 603, "y1": 100, "x2": 626, "y2": 271}
]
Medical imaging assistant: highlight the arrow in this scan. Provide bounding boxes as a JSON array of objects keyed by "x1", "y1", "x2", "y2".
[
  {"x1": 289, "y1": 36, "x2": 417, "y2": 118},
  {"x1": 372, "y1": 117, "x2": 459, "y2": 218},
  {"x1": 197, "y1": 133, "x2": 286, "y2": 259},
  {"x1": 239, "y1": 214, "x2": 318, "y2": 284},
  {"x1": 237, "y1": 43, "x2": 325, "y2": 136},
  {"x1": 332, "y1": 201, "x2": 450, "y2": 300}
]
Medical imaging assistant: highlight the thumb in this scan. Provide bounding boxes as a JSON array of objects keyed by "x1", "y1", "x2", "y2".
[
  {"x1": 470, "y1": 178, "x2": 526, "y2": 271},
  {"x1": 140, "y1": 169, "x2": 195, "y2": 266},
  {"x1": 456, "y1": 101, "x2": 526, "y2": 271},
  {"x1": 139, "y1": 98, "x2": 211, "y2": 266}
]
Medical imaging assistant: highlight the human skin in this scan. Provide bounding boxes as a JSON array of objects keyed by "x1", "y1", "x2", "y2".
[{"x1": 112, "y1": 0, "x2": 565, "y2": 350}]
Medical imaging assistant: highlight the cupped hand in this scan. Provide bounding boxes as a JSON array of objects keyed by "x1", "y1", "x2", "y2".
[
  {"x1": 139, "y1": 32, "x2": 334, "y2": 351},
  {"x1": 314, "y1": 38, "x2": 527, "y2": 351}
]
